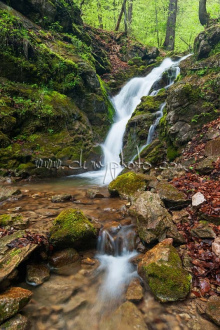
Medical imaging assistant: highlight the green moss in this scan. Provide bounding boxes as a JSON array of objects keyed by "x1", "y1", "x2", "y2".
[
  {"x1": 143, "y1": 246, "x2": 191, "y2": 302},
  {"x1": 0, "y1": 214, "x2": 11, "y2": 226},
  {"x1": 135, "y1": 96, "x2": 161, "y2": 114},
  {"x1": 167, "y1": 145, "x2": 179, "y2": 161},
  {"x1": 97, "y1": 75, "x2": 115, "y2": 122},
  {"x1": 50, "y1": 208, "x2": 96, "y2": 247},
  {"x1": 0, "y1": 214, "x2": 23, "y2": 227},
  {"x1": 108, "y1": 172, "x2": 146, "y2": 198}
]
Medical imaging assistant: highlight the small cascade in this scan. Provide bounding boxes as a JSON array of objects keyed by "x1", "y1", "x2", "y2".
[{"x1": 96, "y1": 225, "x2": 138, "y2": 306}]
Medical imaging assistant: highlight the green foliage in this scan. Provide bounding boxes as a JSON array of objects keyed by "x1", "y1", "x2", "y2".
[{"x1": 76, "y1": 0, "x2": 220, "y2": 51}]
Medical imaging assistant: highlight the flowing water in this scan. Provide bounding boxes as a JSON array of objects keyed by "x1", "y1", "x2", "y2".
[{"x1": 75, "y1": 55, "x2": 190, "y2": 185}]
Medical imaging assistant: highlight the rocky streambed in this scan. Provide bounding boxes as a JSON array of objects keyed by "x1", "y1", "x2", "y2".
[{"x1": 0, "y1": 175, "x2": 220, "y2": 329}]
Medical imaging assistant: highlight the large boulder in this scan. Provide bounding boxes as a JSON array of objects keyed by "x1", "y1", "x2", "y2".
[
  {"x1": 138, "y1": 239, "x2": 191, "y2": 302},
  {"x1": 129, "y1": 191, "x2": 185, "y2": 244},
  {"x1": 108, "y1": 172, "x2": 147, "y2": 199},
  {"x1": 49, "y1": 208, "x2": 96, "y2": 248},
  {"x1": 0, "y1": 287, "x2": 32, "y2": 324}
]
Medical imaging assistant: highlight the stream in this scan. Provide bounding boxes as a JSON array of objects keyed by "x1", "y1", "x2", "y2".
[{"x1": 2, "y1": 55, "x2": 216, "y2": 330}]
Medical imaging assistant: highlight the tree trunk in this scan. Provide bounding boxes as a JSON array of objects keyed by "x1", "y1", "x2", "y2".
[
  {"x1": 124, "y1": 0, "x2": 128, "y2": 35},
  {"x1": 163, "y1": 0, "x2": 178, "y2": 50},
  {"x1": 128, "y1": 0, "x2": 133, "y2": 25},
  {"x1": 154, "y1": 0, "x2": 160, "y2": 47},
  {"x1": 199, "y1": 0, "x2": 209, "y2": 26},
  {"x1": 97, "y1": 0, "x2": 103, "y2": 29},
  {"x1": 115, "y1": 0, "x2": 127, "y2": 31}
]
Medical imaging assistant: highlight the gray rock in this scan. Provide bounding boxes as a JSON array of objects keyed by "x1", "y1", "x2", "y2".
[
  {"x1": 129, "y1": 191, "x2": 185, "y2": 244},
  {"x1": 192, "y1": 192, "x2": 206, "y2": 207},
  {"x1": 191, "y1": 223, "x2": 216, "y2": 239},
  {"x1": 51, "y1": 194, "x2": 72, "y2": 203},
  {"x1": 156, "y1": 182, "x2": 190, "y2": 209}
]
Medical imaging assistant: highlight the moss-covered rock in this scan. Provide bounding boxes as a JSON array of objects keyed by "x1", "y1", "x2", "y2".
[
  {"x1": 0, "y1": 287, "x2": 32, "y2": 323},
  {"x1": 138, "y1": 239, "x2": 191, "y2": 302},
  {"x1": 108, "y1": 172, "x2": 147, "y2": 199},
  {"x1": 49, "y1": 208, "x2": 96, "y2": 248},
  {"x1": 194, "y1": 24, "x2": 220, "y2": 60},
  {"x1": 0, "y1": 214, "x2": 28, "y2": 229}
]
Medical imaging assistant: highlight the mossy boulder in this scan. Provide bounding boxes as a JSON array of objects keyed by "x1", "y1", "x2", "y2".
[
  {"x1": 138, "y1": 239, "x2": 192, "y2": 302},
  {"x1": 49, "y1": 208, "x2": 96, "y2": 248},
  {"x1": 0, "y1": 214, "x2": 28, "y2": 229},
  {"x1": 108, "y1": 172, "x2": 147, "y2": 199},
  {"x1": 0, "y1": 287, "x2": 32, "y2": 324}
]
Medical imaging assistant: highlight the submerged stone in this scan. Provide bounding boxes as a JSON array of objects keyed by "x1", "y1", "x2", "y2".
[
  {"x1": 49, "y1": 248, "x2": 80, "y2": 268},
  {"x1": 49, "y1": 208, "x2": 96, "y2": 248},
  {"x1": 138, "y1": 239, "x2": 191, "y2": 302},
  {"x1": 0, "y1": 287, "x2": 32, "y2": 323},
  {"x1": 26, "y1": 264, "x2": 50, "y2": 286},
  {"x1": 51, "y1": 194, "x2": 72, "y2": 203},
  {"x1": 100, "y1": 301, "x2": 148, "y2": 330},
  {"x1": 108, "y1": 172, "x2": 147, "y2": 199}
]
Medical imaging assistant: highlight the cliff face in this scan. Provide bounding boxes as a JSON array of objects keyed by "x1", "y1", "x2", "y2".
[{"x1": 0, "y1": 0, "x2": 115, "y2": 177}]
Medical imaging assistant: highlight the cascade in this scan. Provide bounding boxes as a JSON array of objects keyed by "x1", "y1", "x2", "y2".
[
  {"x1": 75, "y1": 55, "x2": 190, "y2": 184},
  {"x1": 96, "y1": 225, "x2": 138, "y2": 306}
]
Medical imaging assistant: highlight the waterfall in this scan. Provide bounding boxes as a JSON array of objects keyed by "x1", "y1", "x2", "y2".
[{"x1": 74, "y1": 55, "x2": 191, "y2": 184}]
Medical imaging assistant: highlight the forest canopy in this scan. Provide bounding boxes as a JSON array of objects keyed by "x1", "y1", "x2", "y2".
[{"x1": 76, "y1": 0, "x2": 220, "y2": 51}]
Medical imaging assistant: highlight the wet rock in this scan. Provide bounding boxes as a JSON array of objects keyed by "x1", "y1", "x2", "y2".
[
  {"x1": 191, "y1": 223, "x2": 216, "y2": 239},
  {"x1": 129, "y1": 191, "x2": 185, "y2": 244},
  {"x1": 138, "y1": 239, "x2": 191, "y2": 302},
  {"x1": 212, "y1": 237, "x2": 220, "y2": 257},
  {"x1": 49, "y1": 208, "x2": 96, "y2": 248},
  {"x1": 101, "y1": 222, "x2": 121, "y2": 235},
  {"x1": 26, "y1": 264, "x2": 50, "y2": 286},
  {"x1": 49, "y1": 248, "x2": 80, "y2": 268},
  {"x1": 126, "y1": 278, "x2": 144, "y2": 303},
  {"x1": 156, "y1": 182, "x2": 190, "y2": 209},
  {"x1": 0, "y1": 231, "x2": 38, "y2": 284},
  {"x1": 100, "y1": 301, "x2": 148, "y2": 330},
  {"x1": 51, "y1": 194, "x2": 72, "y2": 203},
  {"x1": 0, "y1": 214, "x2": 28, "y2": 229},
  {"x1": 0, "y1": 313, "x2": 28, "y2": 329},
  {"x1": 86, "y1": 189, "x2": 105, "y2": 199},
  {"x1": 108, "y1": 172, "x2": 147, "y2": 199},
  {"x1": 0, "y1": 187, "x2": 21, "y2": 202},
  {"x1": 0, "y1": 287, "x2": 32, "y2": 323},
  {"x1": 195, "y1": 157, "x2": 217, "y2": 174},
  {"x1": 205, "y1": 138, "x2": 220, "y2": 157},
  {"x1": 205, "y1": 295, "x2": 220, "y2": 326},
  {"x1": 192, "y1": 192, "x2": 206, "y2": 207}
]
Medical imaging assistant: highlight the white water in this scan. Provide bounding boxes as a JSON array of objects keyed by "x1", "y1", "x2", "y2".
[
  {"x1": 73, "y1": 55, "x2": 191, "y2": 185},
  {"x1": 96, "y1": 225, "x2": 138, "y2": 306}
]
